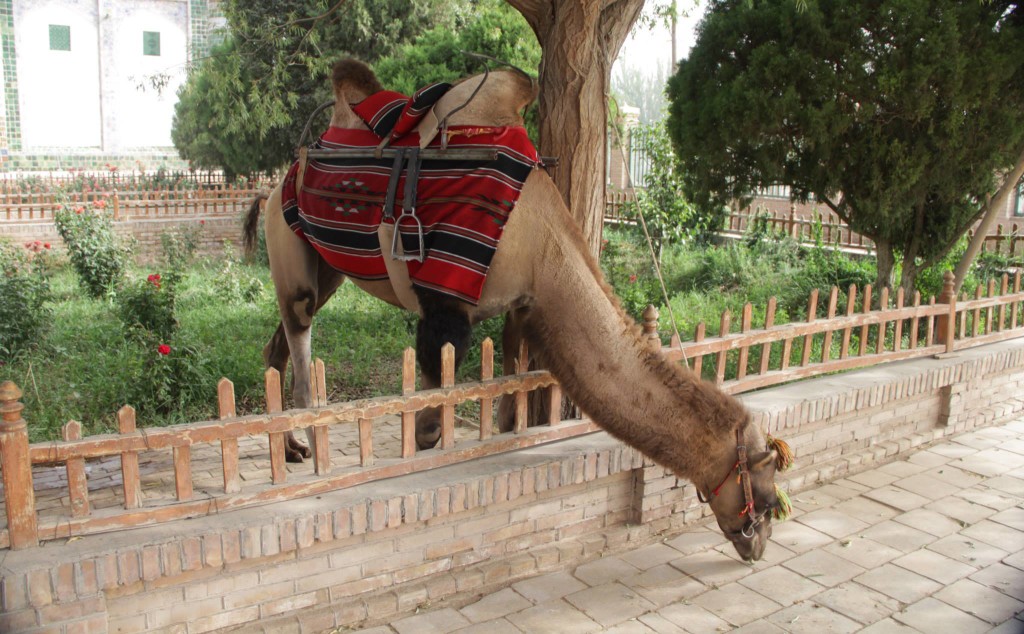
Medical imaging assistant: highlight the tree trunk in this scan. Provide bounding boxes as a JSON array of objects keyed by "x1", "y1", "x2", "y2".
[
  {"x1": 508, "y1": 0, "x2": 645, "y2": 257},
  {"x1": 952, "y1": 145, "x2": 1024, "y2": 293},
  {"x1": 874, "y1": 237, "x2": 895, "y2": 298}
]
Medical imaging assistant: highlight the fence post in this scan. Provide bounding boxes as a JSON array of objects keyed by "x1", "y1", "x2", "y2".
[
  {"x1": 0, "y1": 382, "x2": 38, "y2": 549},
  {"x1": 112, "y1": 191, "x2": 120, "y2": 220},
  {"x1": 937, "y1": 271, "x2": 957, "y2": 354}
]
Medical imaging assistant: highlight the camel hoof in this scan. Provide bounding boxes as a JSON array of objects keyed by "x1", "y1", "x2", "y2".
[{"x1": 285, "y1": 448, "x2": 306, "y2": 463}]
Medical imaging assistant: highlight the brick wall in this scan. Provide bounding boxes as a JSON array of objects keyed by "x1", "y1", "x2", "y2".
[
  {"x1": 0, "y1": 214, "x2": 243, "y2": 264},
  {"x1": 2, "y1": 339, "x2": 1022, "y2": 634}
]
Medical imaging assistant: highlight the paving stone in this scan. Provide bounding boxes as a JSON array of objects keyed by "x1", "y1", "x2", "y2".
[
  {"x1": 960, "y1": 520, "x2": 1024, "y2": 551},
  {"x1": 572, "y1": 556, "x2": 641, "y2": 587},
  {"x1": 952, "y1": 452, "x2": 1021, "y2": 478},
  {"x1": 812, "y1": 582, "x2": 901, "y2": 626},
  {"x1": 987, "y1": 475, "x2": 1024, "y2": 501},
  {"x1": 691, "y1": 582, "x2": 784, "y2": 626},
  {"x1": 621, "y1": 563, "x2": 706, "y2": 607},
  {"x1": 634, "y1": 613, "x2": 686, "y2": 634},
  {"x1": 765, "y1": 601, "x2": 860, "y2": 634},
  {"x1": 353, "y1": 626, "x2": 396, "y2": 633},
  {"x1": 814, "y1": 482, "x2": 869, "y2": 501},
  {"x1": 654, "y1": 601, "x2": 732, "y2": 633},
  {"x1": 969, "y1": 562, "x2": 1024, "y2": 601},
  {"x1": 855, "y1": 564, "x2": 942, "y2": 604},
  {"x1": 564, "y1": 582, "x2": 655, "y2": 628},
  {"x1": 832, "y1": 496, "x2": 901, "y2": 521},
  {"x1": 863, "y1": 485, "x2": 931, "y2": 511},
  {"x1": 856, "y1": 617, "x2": 922, "y2": 633},
  {"x1": 738, "y1": 566, "x2": 824, "y2": 607},
  {"x1": 906, "y1": 449, "x2": 952, "y2": 468},
  {"x1": 927, "y1": 533, "x2": 1010, "y2": 568},
  {"x1": 991, "y1": 507, "x2": 1024, "y2": 532},
  {"x1": 452, "y1": 618, "x2": 520, "y2": 634},
  {"x1": 846, "y1": 470, "x2": 900, "y2": 489},
  {"x1": 511, "y1": 571, "x2": 587, "y2": 604},
  {"x1": 782, "y1": 550, "x2": 865, "y2": 587},
  {"x1": 892, "y1": 597, "x2": 990, "y2": 633},
  {"x1": 669, "y1": 549, "x2": 754, "y2": 587},
  {"x1": 663, "y1": 527, "x2": 728, "y2": 556},
  {"x1": 619, "y1": 543, "x2": 685, "y2": 571},
  {"x1": 509, "y1": 600, "x2": 601, "y2": 634},
  {"x1": 952, "y1": 432, "x2": 1002, "y2": 450},
  {"x1": 824, "y1": 536, "x2": 904, "y2": 569},
  {"x1": 928, "y1": 442, "x2": 980, "y2": 459},
  {"x1": 789, "y1": 489, "x2": 840, "y2": 511},
  {"x1": 958, "y1": 485, "x2": 1022, "y2": 510},
  {"x1": 891, "y1": 473, "x2": 958, "y2": 500},
  {"x1": 923, "y1": 495, "x2": 997, "y2": 525},
  {"x1": 877, "y1": 459, "x2": 928, "y2": 478},
  {"x1": 729, "y1": 619, "x2": 787, "y2": 633},
  {"x1": 1002, "y1": 549, "x2": 1024, "y2": 572},
  {"x1": 987, "y1": 617, "x2": 1024, "y2": 634},
  {"x1": 832, "y1": 478, "x2": 872, "y2": 492},
  {"x1": 935, "y1": 578, "x2": 1024, "y2": 625},
  {"x1": 601, "y1": 619, "x2": 657, "y2": 634},
  {"x1": 795, "y1": 509, "x2": 870, "y2": 539},
  {"x1": 392, "y1": 607, "x2": 471, "y2": 634},
  {"x1": 767, "y1": 521, "x2": 834, "y2": 554},
  {"x1": 459, "y1": 588, "x2": 532, "y2": 624},
  {"x1": 891, "y1": 508, "x2": 967, "y2": 537},
  {"x1": 891, "y1": 548, "x2": 977, "y2": 584},
  {"x1": 859, "y1": 520, "x2": 937, "y2": 553}
]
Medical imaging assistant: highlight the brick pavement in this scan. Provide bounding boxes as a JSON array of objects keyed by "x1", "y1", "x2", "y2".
[{"x1": 346, "y1": 418, "x2": 1024, "y2": 634}]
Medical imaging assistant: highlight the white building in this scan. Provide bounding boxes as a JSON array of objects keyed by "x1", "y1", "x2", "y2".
[{"x1": 1, "y1": 0, "x2": 222, "y2": 171}]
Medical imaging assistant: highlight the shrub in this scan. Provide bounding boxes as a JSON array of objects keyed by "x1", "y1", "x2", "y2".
[
  {"x1": 214, "y1": 259, "x2": 265, "y2": 304},
  {"x1": 160, "y1": 222, "x2": 205, "y2": 272},
  {"x1": 0, "y1": 240, "x2": 53, "y2": 359},
  {"x1": 54, "y1": 204, "x2": 130, "y2": 298},
  {"x1": 116, "y1": 273, "x2": 177, "y2": 340}
]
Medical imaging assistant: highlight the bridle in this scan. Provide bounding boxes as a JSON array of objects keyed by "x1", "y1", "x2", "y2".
[{"x1": 696, "y1": 426, "x2": 770, "y2": 540}]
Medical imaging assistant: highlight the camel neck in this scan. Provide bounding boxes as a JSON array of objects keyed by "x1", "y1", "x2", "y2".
[{"x1": 520, "y1": 204, "x2": 746, "y2": 483}]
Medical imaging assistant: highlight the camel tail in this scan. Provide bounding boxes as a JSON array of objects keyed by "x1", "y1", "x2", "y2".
[{"x1": 243, "y1": 193, "x2": 268, "y2": 258}]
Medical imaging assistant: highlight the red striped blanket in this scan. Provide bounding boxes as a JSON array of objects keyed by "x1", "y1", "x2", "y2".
[{"x1": 281, "y1": 86, "x2": 539, "y2": 305}]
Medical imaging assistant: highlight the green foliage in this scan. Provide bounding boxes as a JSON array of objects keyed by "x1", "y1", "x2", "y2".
[
  {"x1": 160, "y1": 223, "x2": 204, "y2": 273},
  {"x1": 116, "y1": 274, "x2": 177, "y2": 341},
  {"x1": 173, "y1": 0, "x2": 447, "y2": 176},
  {"x1": 667, "y1": 0, "x2": 1024, "y2": 291},
  {"x1": 619, "y1": 123, "x2": 710, "y2": 251},
  {"x1": 0, "y1": 241, "x2": 53, "y2": 359},
  {"x1": 213, "y1": 252, "x2": 266, "y2": 304},
  {"x1": 374, "y1": 0, "x2": 540, "y2": 94},
  {"x1": 54, "y1": 205, "x2": 130, "y2": 298}
]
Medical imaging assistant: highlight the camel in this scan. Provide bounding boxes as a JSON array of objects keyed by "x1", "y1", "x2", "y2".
[{"x1": 243, "y1": 59, "x2": 790, "y2": 561}]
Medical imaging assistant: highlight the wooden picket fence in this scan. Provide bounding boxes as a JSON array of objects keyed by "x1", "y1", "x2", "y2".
[
  {"x1": 1, "y1": 271, "x2": 1022, "y2": 550},
  {"x1": 725, "y1": 207, "x2": 1024, "y2": 260},
  {"x1": 0, "y1": 187, "x2": 264, "y2": 223}
]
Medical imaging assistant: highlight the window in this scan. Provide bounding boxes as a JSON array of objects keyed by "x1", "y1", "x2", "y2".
[
  {"x1": 49, "y1": 25, "x2": 71, "y2": 51},
  {"x1": 143, "y1": 31, "x2": 161, "y2": 56},
  {"x1": 1015, "y1": 178, "x2": 1024, "y2": 217}
]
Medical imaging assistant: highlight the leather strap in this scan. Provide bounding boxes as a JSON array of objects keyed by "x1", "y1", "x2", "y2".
[
  {"x1": 296, "y1": 146, "x2": 309, "y2": 196},
  {"x1": 383, "y1": 149, "x2": 405, "y2": 220}
]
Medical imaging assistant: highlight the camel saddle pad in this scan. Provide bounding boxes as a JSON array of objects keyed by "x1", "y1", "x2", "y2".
[{"x1": 281, "y1": 86, "x2": 539, "y2": 305}]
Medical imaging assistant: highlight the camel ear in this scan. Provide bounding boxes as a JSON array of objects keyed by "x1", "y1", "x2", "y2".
[{"x1": 751, "y1": 450, "x2": 777, "y2": 472}]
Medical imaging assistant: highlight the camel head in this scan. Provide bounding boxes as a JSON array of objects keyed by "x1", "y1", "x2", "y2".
[{"x1": 698, "y1": 423, "x2": 793, "y2": 562}]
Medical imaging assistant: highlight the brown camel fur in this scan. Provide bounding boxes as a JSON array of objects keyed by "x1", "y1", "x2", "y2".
[{"x1": 244, "y1": 59, "x2": 783, "y2": 560}]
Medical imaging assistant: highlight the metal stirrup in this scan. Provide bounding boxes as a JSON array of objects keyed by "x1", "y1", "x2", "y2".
[{"x1": 391, "y1": 148, "x2": 425, "y2": 262}]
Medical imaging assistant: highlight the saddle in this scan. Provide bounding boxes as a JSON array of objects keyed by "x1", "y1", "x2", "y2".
[{"x1": 282, "y1": 79, "x2": 540, "y2": 307}]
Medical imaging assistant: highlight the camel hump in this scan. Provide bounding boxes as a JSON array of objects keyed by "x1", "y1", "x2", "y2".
[
  {"x1": 331, "y1": 58, "x2": 384, "y2": 103},
  {"x1": 434, "y1": 70, "x2": 537, "y2": 128}
]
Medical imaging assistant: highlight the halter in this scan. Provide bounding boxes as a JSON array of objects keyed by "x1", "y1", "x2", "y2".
[{"x1": 697, "y1": 426, "x2": 768, "y2": 540}]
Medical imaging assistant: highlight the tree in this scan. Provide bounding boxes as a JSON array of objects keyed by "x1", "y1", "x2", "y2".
[
  {"x1": 508, "y1": 0, "x2": 647, "y2": 256},
  {"x1": 612, "y1": 62, "x2": 671, "y2": 124},
  {"x1": 667, "y1": 0, "x2": 1024, "y2": 293},
  {"x1": 172, "y1": 0, "x2": 447, "y2": 177}
]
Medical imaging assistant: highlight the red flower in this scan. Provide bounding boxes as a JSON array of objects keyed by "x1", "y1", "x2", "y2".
[
  {"x1": 147, "y1": 273, "x2": 162, "y2": 288},
  {"x1": 199, "y1": 219, "x2": 205, "y2": 225},
  {"x1": 43, "y1": 243, "x2": 50, "y2": 249},
  {"x1": 629, "y1": 274, "x2": 638, "y2": 283},
  {"x1": 157, "y1": 344, "x2": 171, "y2": 356},
  {"x1": 74, "y1": 206, "x2": 85, "y2": 214},
  {"x1": 94, "y1": 199, "x2": 107, "y2": 209}
]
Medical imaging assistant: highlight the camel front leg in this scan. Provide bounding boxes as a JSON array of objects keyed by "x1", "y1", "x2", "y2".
[{"x1": 414, "y1": 290, "x2": 473, "y2": 449}]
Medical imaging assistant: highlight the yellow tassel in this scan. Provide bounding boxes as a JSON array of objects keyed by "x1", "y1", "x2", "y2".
[
  {"x1": 766, "y1": 435, "x2": 794, "y2": 472},
  {"x1": 772, "y1": 484, "x2": 793, "y2": 521}
]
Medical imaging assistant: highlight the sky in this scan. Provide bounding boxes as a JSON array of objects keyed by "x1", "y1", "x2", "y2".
[{"x1": 614, "y1": 1, "x2": 708, "y2": 77}]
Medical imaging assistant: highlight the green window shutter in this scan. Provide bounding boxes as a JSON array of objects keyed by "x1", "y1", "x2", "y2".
[
  {"x1": 49, "y1": 25, "x2": 71, "y2": 51},
  {"x1": 143, "y1": 31, "x2": 161, "y2": 56}
]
